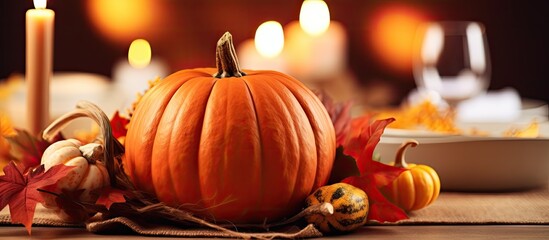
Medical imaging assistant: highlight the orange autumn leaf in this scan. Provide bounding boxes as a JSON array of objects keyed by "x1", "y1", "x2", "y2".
[
  {"x1": 0, "y1": 113, "x2": 16, "y2": 138},
  {"x1": 0, "y1": 113, "x2": 16, "y2": 171}
]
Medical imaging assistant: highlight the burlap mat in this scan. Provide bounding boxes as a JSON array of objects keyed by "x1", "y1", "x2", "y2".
[
  {"x1": 399, "y1": 186, "x2": 549, "y2": 224},
  {"x1": 0, "y1": 205, "x2": 80, "y2": 228},
  {"x1": 1, "y1": 186, "x2": 548, "y2": 237},
  {"x1": 0, "y1": 206, "x2": 322, "y2": 238},
  {"x1": 85, "y1": 217, "x2": 322, "y2": 238}
]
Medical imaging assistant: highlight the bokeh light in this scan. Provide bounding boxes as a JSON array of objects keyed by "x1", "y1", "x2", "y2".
[
  {"x1": 369, "y1": 5, "x2": 427, "y2": 73},
  {"x1": 255, "y1": 21, "x2": 285, "y2": 58},
  {"x1": 86, "y1": 0, "x2": 167, "y2": 46},
  {"x1": 299, "y1": 0, "x2": 330, "y2": 36}
]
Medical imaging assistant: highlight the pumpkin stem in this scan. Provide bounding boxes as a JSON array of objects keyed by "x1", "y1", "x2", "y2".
[
  {"x1": 394, "y1": 139, "x2": 419, "y2": 168},
  {"x1": 42, "y1": 101, "x2": 125, "y2": 186},
  {"x1": 80, "y1": 143, "x2": 103, "y2": 164},
  {"x1": 214, "y1": 32, "x2": 246, "y2": 78}
]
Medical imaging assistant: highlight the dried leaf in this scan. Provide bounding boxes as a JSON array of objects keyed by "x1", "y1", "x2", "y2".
[
  {"x1": 96, "y1": 187, "x2": 128, "y2": 210},
  {"x1": 0, "y1": 162, "x2": 74, "y2": 234}
]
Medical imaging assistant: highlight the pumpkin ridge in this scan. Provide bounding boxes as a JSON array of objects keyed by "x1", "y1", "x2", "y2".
[
  {"x1": 199, "y1": 77, "x2": 267, "y2": 221},
  {"x1": 241, "y1": 76, "x2": 298, "y2": 218},
  {"x1": 241, "y1": 78, "x2": 265, "y2": 216},
  {"x1": 260, "y1": 76, "x2": 320, "y2": 216},
  {"x1": 262, "y1": 77, "x2": 313, "y2": 210},
  {"x1": 195, "y1": 77, "x2": 224, "y2": 208},
  {"x1": 265, "y1": 78, "x2": 301, "y2": 210},
  {"x1": 275, "y1": 75, "x2": 335, "y2": 191},
  {"x1": 215, "y1": 79, "x2": 230, "y2": 200},
  {"x1": 184, "y1": 78, "x2": 221, "y2": 206},
  {"x1": 156, "y1": 77, "x2": 219, "y2": 206},
  {"x1": 129, "y1": 72, "x2": 200, "y2": 193},
  {"x1": 161, "y1": 78, "x2": 211, "y2": 205}
]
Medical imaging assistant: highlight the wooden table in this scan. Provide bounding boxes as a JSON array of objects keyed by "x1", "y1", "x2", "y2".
[{"x1": 1, "y1": 225, "x2": 548, "y2": 239}]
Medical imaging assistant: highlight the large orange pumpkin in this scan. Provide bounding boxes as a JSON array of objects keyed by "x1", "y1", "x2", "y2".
[{"x1": 123, "y1": 32, "x2": 336, "y2": 223}]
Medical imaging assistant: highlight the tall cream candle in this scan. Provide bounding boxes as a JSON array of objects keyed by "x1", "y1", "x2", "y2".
[{"x1": 26, "y1": 0, "x2": 54, "y2": 135}]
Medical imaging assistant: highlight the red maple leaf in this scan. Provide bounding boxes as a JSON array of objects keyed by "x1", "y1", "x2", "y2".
[
  {"x1": 95, "y1": 187, "x2": 128, "y2": 210},
  {"x1": 0, "y1": 162, "x2": 74, "y2": 234},
  {"x1": 340, "y1": 117, "x2": 408, "y2": 223},
  {"x1": 110, "y1": 111, "x2": 129, "y2": 139}
]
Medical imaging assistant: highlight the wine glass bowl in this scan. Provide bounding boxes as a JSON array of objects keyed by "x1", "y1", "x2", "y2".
[{"x1": 413, "y1": 21, "x2": 491, "y2": 106}]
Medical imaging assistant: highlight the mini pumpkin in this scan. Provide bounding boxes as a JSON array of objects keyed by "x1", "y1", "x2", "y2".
[
  {"x1": 123, "y1": 32, "x2": 336, "y2": 223},
  {"x1": 305, "y1": 183, "x2": 369, "y2": 233},
  {"x1": 384, "y1": 140, "x2": 440, "y2": 211},
  {"x1": 40, "y1": 101, "x2": 120, "y2": 221},
  {"x1": 41, "y1": 140, "x2": 109, "y2": 219}
]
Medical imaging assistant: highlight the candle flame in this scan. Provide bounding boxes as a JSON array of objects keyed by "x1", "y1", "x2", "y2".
[
  {"x1": 33, "y1": 0, "x2": 47, "y2": 9},
  {"x1": 255, "y1": 21, "x2": 284, "y2": 58},
  {"x1": 128, "y1": 39, "x2": 152, "y2": 68},
  {"x1": 299, "y1": 0, "x2": 330, "y2": 36}
]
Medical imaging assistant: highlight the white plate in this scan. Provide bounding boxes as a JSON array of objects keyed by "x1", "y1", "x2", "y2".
[{"x1": 377, "y1": 121, "x2": 549, "y2": 191}]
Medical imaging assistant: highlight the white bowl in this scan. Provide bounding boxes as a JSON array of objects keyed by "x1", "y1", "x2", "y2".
[{"x1": 376, "y1": 122, "x2": 549, "y2": 191}]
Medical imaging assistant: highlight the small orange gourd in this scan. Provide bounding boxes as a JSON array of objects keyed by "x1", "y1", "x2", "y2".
[
  {"x1": 123, "y1": 32, "x2": 336, "y2": 223},
  {"x1": 384, "y1": 140, "x2": 440, "y2": 211}
]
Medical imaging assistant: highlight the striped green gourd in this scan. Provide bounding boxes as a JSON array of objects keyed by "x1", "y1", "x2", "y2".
[{"x1": 305, "y1": 183, "x2": 369, "y2": 233}]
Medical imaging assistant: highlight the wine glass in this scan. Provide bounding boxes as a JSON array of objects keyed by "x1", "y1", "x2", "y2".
[{"x1": 413, "y1": 21, "x2": 491, "y2": 107}]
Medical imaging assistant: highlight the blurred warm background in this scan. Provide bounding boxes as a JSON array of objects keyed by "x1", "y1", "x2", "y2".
[{"x1": 1, "y1": 0, "x2": 548, "y2": 109}]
